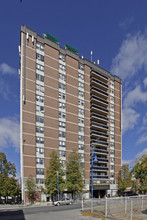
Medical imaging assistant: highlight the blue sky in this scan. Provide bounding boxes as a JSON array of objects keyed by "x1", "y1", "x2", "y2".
[{"x1": 0, "y1": 0, "x2": 147, "y2": 176}]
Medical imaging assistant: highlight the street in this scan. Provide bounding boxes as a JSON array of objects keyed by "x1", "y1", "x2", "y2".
[{"x1": 0, "y1": 204, "x2": 95, "y2": 220}]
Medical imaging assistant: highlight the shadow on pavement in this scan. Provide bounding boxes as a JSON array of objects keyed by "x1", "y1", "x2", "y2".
[{"x1": 0, "y1": 209, "x2": 25, "y2": 220}]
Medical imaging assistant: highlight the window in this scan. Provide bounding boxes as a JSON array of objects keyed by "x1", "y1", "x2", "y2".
[
  {"x1": 110, "y1": 142, "x2": 114, "y2": 147},
  {"x1": 59, "y1": 131, "x2": 66, "y2": 138},
  {"x1": 110, "y1": 96, "x2": 114, "y2": 102},
  {"x1": 79, "y1": 126, "x2": 84, "y2": 132},
  {"x1": 36, "y1": 137, "x2": 44, "y2": 144},
  {"x1": 79, "y1": 108, "x2": 84, "y2": 115},
  {"x1": 110, "y1": 127, "x2": 114, "y2": 132},
  {"x1": 110, "y1": 135, "x2": 114, "y2": 140},
  {"x1": 79, "y1": 82, "x2": 84, "y2": 88},
  {"x1": 110, "y1": 150, "x2": 114, "y2": 155},
  {"x1": 79, "y1": 91, "x2": 84, "y2": 97},
  {"x1": 36, "y1": 64, "x2": 44, "y2": 72},
  {"x1": 36, "y1": 105, "x2": 44, "y2": 112},
  {"x1": 59, "y1": 111, "x2": 66, "y2": 119},
  {"x1": 61, "y1": 160, "x2": 66, "y2": 166},
  {"x1": 36, "y1": 126, "x2": 44, "y2": 134},
  {"x1": 36, "y1": 84, "x2": 44, "y2": 93},
  {"x1": 110, "y1": 172, "x2": 114, "y2": 177},
  {"x1": 59, "y1": 64, "x2": 66, "y2": 71},
  {"x1": 59, "y1": 73, "x2": 66, "y2": 81},
  {"x1": 110, "y1": 104, "x2": 114, "y2": 109},
  {"x1": 36, "y1": 53, "x2": 44, "y2": 62},
  {"x1": 78, "y1": 99, "x2": 84, "y2": 106},
  {"x1": 36, "y1": 168, "x2": 44, "y2": 175},
  {"x1": 59, "y1": 102, "x2": 66, "y2": 109},
  {"x1": 36, "y1": 74, "x2": 44, "y2": 82},
  {"x1": 59, "y1": 92, "x2": 66, "y2": 100},
  {"x1": 36, "y1": 178, "x2": 44, "y2": 184},
  {"x1": 78, "y1": 117, "x2": 84, "y2": 124},
  {"x1": 59, "y1": 121, "x2": 66, "y2": 128},
  {"x1": 36, "y1": 157, "x2": 44, "y2": 165},
  {"x1": 110, "y1": 157, "x2": 114, "y2": 163},
  {"x1": 110, "y1": 111, "x2": 114, "y2": 117},
  {"x1": 59, "y1": 83, "x2": 66, "y2": 90},
  {"x1": 78, "y1": 135, "x2": 84, "y2": 142},
  {"x1": 79, "y1": 63, "x2": 84, "y2": 71},
  {"x1": 59, "y1": 141, "x2": 66, "y2": 148},
  {"x1": 78, "y1": 72, "x2": 84, "y2": 80},
  {"x1": 59, "y1": 53, "x2": 65, "y2": 62},
  {"x1": 59, "y1": 150, "x2": 66, "y2": 157},
  {"x1": 78, "y1": 144, "x2": 84, "y2": 150},
  {"x1": 36, "y1": 95, "x2": 44, "y2": 103},
  {"x1": 36, "y1": 42, "x2": 44, "y2": 52},
  {"x1": 110, "y1": 88, "x2": 114, "y2": 94},
  {"x1": 80, "y1": 153, "x2": 84, "y2": 160},
  {"x1": 110, "y1": 80, "x2": 114, "y2": 87},
  {"x1": 36, "y1": 147, "x2": 44, "y2": 154},
  {"x1": 110, "y1": 165, "x2": 114, "y2": 170},
  {"x1": 36, "y1": 115, "x2": 44, "y2": 123}
]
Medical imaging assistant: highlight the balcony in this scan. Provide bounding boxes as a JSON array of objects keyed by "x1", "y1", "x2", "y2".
[
  {"x1": 93, "y1": 175, "x2": 108, "y2": 179},
  {"x1": 93, "y1": 148, "x2": 108, "y2": 155},
  {"x1": 91, "y1": 138, "x2": 108, "y2": 146},
  {"x1": 91, "y1": 130, "x2": 108, "y2": 139},
  {"x1": 92, "y1": 165, "x2": 108, "y2": 171},
  {"x1": 91, "y1": 104, "x2": 108, "y2": 115},
  {"x1": 91, "y1": 78, "x2": 108, "y2": 90},
  {"x1": 91, "y1": 121, "x2": 108, "y2": 131},
  {"x1": 91, "y1": 113, "x2": 108, "y2": 123},
  {"x1": 91, "y1": 95, "x2": 108, "y2": 106},
  {"x1": 91, "y1": 70, "x2": 108, "y2": 83},
  {"x1": 91, "y1": 86, "x2": 108, "y2": 98},
  {"x1": 97, "y1": 157, "x2": 108, "y2": 162}
]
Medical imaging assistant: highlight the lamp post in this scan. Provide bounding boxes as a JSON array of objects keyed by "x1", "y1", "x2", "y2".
[
  {"x1": 57, "y1": 171, "x2": 59, "y2": 201},
  {"x1": 91, "y1": 149, "x2": 98, "y2": 213}
]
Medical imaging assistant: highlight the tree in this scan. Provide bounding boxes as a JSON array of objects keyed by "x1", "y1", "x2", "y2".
[
  {"x1": 66, "y1": 151, "x2": 85, "y2": 199},
  {"x1": 45, "y1": 151, "x2": 64, "y2": 201},
  {"x1": 25, "y1": 176, "x2": 38, "y2": 204},
  {"x1": 132, "y1": 154, "x2": 147, "y2": 194},
  {"x1": 0, "y1": 152, "x2": 19, "y2": 203},
  {"x1": 117, "y1": 164, "x2": 132, "y2": 193}
]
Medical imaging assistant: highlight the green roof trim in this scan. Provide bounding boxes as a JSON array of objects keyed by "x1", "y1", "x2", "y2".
[
  {"x1": 65, "y1": 44, "x2": 79, "y2": 54},
  {"x1": 45, "y1": 33, "x2": 60, "y2": 44}
]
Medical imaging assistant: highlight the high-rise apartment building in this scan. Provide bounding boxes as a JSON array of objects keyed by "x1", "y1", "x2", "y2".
[{"x1": 19, "y1": 25, "x2": 122, "y2": 202}]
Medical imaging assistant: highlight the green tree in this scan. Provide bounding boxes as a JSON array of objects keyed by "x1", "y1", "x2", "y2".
[
  {"x1": 132, "y1": 154, "x2": 147, "y2": 194},
  {"x1": 45, "y1": 151, "x2": 64, "y2": 201},
  {"x1": 25, "y1": 176, "x2": 38, "y2": 204},
  {"x1": 66, "y1": 151, "x2": 85, "y2": 199},
  {"x1": 117, "y1": 164, "x2": 132, "y2": 193},
  {"x1": 0, "y1": 152, "x2": 19, "y2": 203}
]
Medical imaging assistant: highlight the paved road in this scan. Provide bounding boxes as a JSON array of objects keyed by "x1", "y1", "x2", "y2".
[{"x1": 0, "y1": 204, "x2": 98, "y2": 220}]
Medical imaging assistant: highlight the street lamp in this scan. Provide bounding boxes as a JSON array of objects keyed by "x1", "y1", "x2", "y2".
[
  {"x1": 57, "y1": 171, "x2": 59, "y2": 201},
  {"x1": 91, "y1": 148, "x2": 98, "y2": 213}
]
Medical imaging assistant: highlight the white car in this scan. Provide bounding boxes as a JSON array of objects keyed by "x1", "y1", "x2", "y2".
[{"x1": 54, "y1": 197, "x2": 73, "y2": 206}]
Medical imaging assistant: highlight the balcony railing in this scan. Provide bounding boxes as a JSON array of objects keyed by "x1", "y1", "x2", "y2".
[
  {"x1": 91, "y1": 104, "x2": 108, "y2": 113},
  {"x1": 93, "y1": 175, "x2": 108, "y2": 179},
  {"x1": 91, "y1": 95, "x2": 108, "y2": 105},
  {"x1": 91, "y1": 113, "x2": 108, "y2": 121},
  {"x1": 91, "y1": 78, "x2": 108, "y2": 88},
  {"x1": 91, "y1": 70, "x2": 108, "y2": 80},
  {"x1": 91, "y1": 86, "x2": 108, "y2": 96},
  {"x1": 91, "y1": 129, "x2": 108, "y2": 138},
  {"x1": 92, "y1": 166, "x2": 108, "y2": 171},
  {"x1": 93, "y1": 148, "x2": 108, "y2": 154},
  {"x1": 91, "y1": 121, "x2": 108, "y2": 129},
  {"x1": 91, "y1": 139, "x2": 108, "y2": 146},
  {"x1": 97, "y1": 158, "x2": 108, "y2": 162}
]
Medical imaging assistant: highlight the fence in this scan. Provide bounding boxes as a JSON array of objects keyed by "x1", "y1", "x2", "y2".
[{"x1": 81, "y1": 195, "x2": 147, "y2": 219}]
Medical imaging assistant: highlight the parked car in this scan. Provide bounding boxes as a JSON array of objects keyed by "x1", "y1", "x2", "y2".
[
  {"x1": 120, "y1": 191, "x2": 139, "y2": 197},
  {"x1": 54, "y1": 197, "x2": 73, "y2": 206}
]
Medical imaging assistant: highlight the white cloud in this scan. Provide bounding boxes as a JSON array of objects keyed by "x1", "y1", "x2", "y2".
[
  {"x1": 143, "y1": 77, "x2": 147, "y2": 88},
  {"x1": 143, "y1": 113, "x2": 147, "y2": 125},
  {"x1": 122, "y1": 108, "x2": 140, "y2": 134},
  {"x1": 0, "y1": 117, "x2": 20, "y2": 152},
  {"x1": 122, "y1": 159, "x2": 133, "y2": 165},
  {"x1": 119, "y1": 17, "x2": 134, "y2": 30},
  {"x1": 123, "y1": 85, "x2": 147, "y2": 108},
  {"x1": 136, "y1": 148, "x2": 147, "y2": 158},
  {"x1": 111, "y1": 31, "x2": 147, "y2": 80},
  {"x1": 0, "y1": 79, "x2": 10, "y2": 99},
  {"x1": 137, "y1": 133, "x2": 147, "y2": 145},
  {"x1": 0, "y1": 63, "x2": 17, "y2": 75}
]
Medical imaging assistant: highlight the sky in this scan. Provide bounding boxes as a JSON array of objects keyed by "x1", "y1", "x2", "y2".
[{"x1": 0, "y1": 0, "x2": 147, "y2": 177}]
